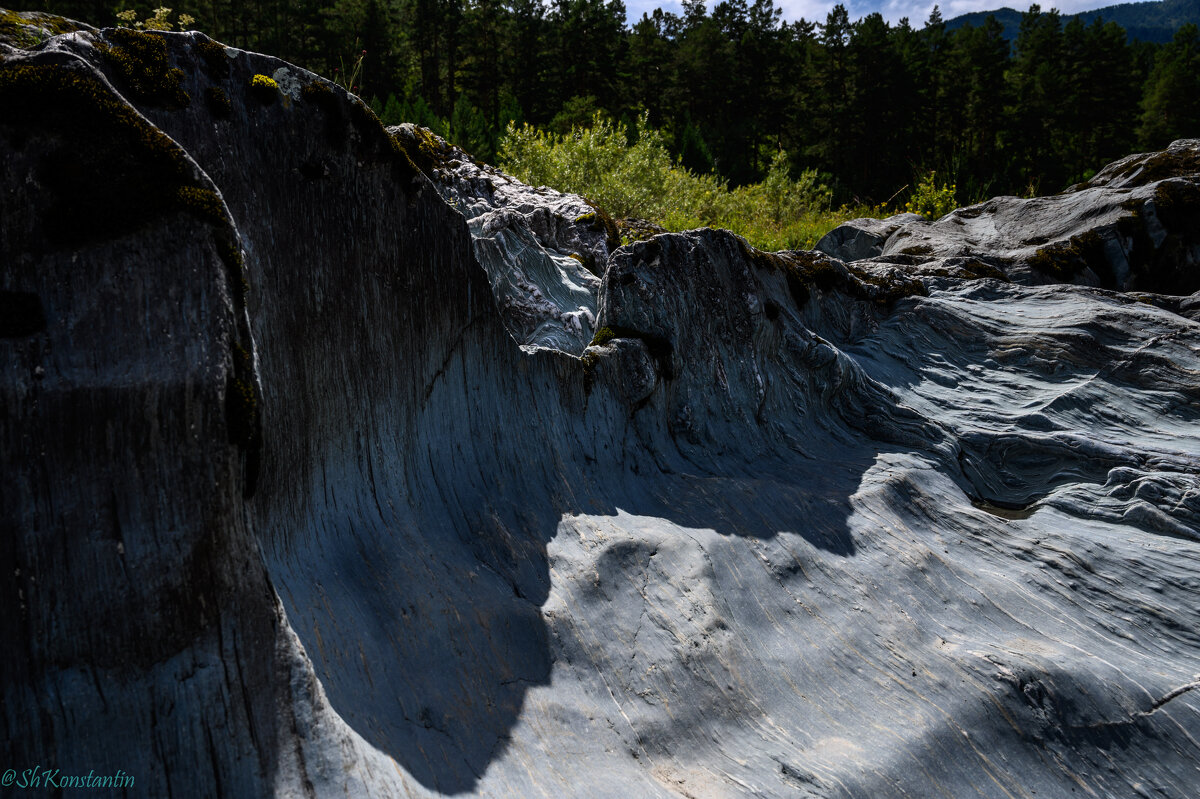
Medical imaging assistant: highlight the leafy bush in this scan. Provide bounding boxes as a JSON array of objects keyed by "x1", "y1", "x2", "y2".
[
  {"x1": 115, "y1": 7, "x2": 195, "y2": 31},
  {"x1": 905, "y1": 172, "x2": 958, "y2": 219},
  {"x1": 498, "y1": 114, "x2": 843, "y2": 250}
]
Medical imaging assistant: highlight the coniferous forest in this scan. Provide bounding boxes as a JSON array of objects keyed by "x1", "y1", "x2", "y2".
[{"x1": 27, "y1": 0, "x2": 1200, "y2": 204}]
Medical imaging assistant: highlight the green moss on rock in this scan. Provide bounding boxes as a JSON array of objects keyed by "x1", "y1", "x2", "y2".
[
  {"x1": 194, "y1": 36, "x2": 230, "y2": 78},
  {"x1": 0, "y1": 62, "x2": 216, "y2": 246},
  {"x1": 1115, "y1": 148, "x2": 1200, "y2": 187},
  {"x1": 389, "y1": 123, "x2": 443, "y2": 177},
  {"x1": 741, "y1": 239, "x2": 926, "y2": 310},
  {"x1": 1029, "y1": 229, "x2": 1108, "y2": 282},
  {"x1": 205, "y1": 85, "x2": 231, "y2": 117},
  {"x1": 590, "y1": 326, "x2": 615, "y2": 347},
  {"x1": 176, "y1": 186, "x2": 225, "y2": 224},
  {"x1": 96, "y1": 28, "x2": 189, "y2": 108},
  {"x1": 0, "y1": 10, "x2": 86, "y2": 48},
  {"x1": 1, "y1": 61, "x2": 237, "y2": 249}
]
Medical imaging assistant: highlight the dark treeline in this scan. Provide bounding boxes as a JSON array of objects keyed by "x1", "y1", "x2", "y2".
[{"x1": 31, "y1": 0, "x2": 1200, "y2": 201}]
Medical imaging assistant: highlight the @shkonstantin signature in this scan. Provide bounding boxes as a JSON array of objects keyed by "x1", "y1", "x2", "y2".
[{"x1": 2, "y1": 766, "x2": 134, "y2": 789}]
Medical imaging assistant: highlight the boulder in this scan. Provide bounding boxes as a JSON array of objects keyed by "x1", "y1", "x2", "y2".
[
  {"x1": 817, "y1": 140, "x2": 1200, "y2": 297},
  {"x1": 813, "y1": 212, "x2": 923, "y2": 261},
  {"x1": 392, "y1": 123, "x2": 616, "y2": 353}
]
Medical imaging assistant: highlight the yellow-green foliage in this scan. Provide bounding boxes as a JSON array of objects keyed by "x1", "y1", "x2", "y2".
[
  {"x1": 905, "y1": 172, "x2": 958, "y2": 219},
  {"x1": 249, "y1": 73, "x2": 278, "y2": 104},
  {"x1": 499, "y1": 114, "x2": 852, "y2": 251},
  {"x1": 116, "y1": 7, "x2": 196, "y2": 31},
  {"x1": 96, "y1": 28, "x2": 189, "y2": 108}
]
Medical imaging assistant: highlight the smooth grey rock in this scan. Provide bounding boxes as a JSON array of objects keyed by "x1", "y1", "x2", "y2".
[
  {"x1": 814, "y1": 212, "x2": 924, "y2": 261},
  {"x1": 391, "y1": 124, "x2": 616, "y2": 353},
  {"x1": 4, "y1": 26, "x2": 1200, "y2": 799},
  {"x1": 820, "y1": 142, "x2": 1200, "y2": 296}
]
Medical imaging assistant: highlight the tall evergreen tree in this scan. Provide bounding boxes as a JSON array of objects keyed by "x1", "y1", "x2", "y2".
[
  {"x1": 1139, "y1": 23, "x2": 1200, "y2": 147},
  {"x1": 1006, "y1": 5, "x2": 1067, "y2": 190}
]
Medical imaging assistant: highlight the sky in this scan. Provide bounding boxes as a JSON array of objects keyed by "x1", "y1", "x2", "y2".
[{"x1": 623, "y1": 0, "x2": 1154, "y2": 27}]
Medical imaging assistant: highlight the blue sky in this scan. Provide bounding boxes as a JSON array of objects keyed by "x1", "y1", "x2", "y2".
[{"x1": 624, "y1": 0, "x2": 1152, "y2": 26}]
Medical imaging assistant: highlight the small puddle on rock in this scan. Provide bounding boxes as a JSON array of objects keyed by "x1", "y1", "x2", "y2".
[{"x1": 972, "y1": 499, "x2": 1038, "y2": 520}]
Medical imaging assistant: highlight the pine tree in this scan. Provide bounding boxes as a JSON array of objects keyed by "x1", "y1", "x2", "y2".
[{"x1": 1139, "y1": 23, "x2": 1200, "y2": 148}]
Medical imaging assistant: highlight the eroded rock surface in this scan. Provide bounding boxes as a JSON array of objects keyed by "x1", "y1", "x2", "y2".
[
  {"x1": 392, "y1": 123, "x2": 616, "y2": 353},
  {"x1": 4, "y1": 21, "x2": 1200, "y2": 799},
  {"x1": 817, "y1": 140, "x2": 1200, "y2": 302}
]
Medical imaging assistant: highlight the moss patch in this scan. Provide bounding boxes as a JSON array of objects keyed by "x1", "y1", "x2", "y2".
[
  {"x1": 0, "y1": 10, "x2": 85, "y2": 48},
  {"x1": 578, "y1": 204, "x2": 621, "y2": 250},
  {"x1": 204, "y1": 85, "x2": 231, "y2": 117},
  {"x1": 1115, "y1": 148, "x2": 1200, "y2": 187},
  {"x1": 741, "y1": 239, "x2": 926, "y2": 310},
  {"x1": 225, "y1": 346, "x2": 257, "y2": 447},
  {"x1": 1029, "y1": 229, "x2": 1108, "y2": 282},
  {"x1": 175, "y1": 186, "x2": 225, "y2": 224},
  {"x1": 957, "y1": 259, "x2": 1010, "y2": 282},
  {"x1": 194, "y1": 36, "x2": 229, "y2": 78},
  {"x1": 225, "y1": 339, "x2": 262, "y2": 495},
  {"x1": 590, "y1": 326, "x2": 615, "y2": 347},
  {"x1": 615, "y1": 216, "x2": 667, "y2": 245},
  {"x1": 0, "y1": 62, "x2": 220, "y2": 246},
  {"x1": 389, "y1": 123, "x2": 444, "y2": 177},
  {"x1": 96, "y1": 28, "x2": 189, "y2": 109}
]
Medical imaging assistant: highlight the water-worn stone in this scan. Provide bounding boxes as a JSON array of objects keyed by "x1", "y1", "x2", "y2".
[
  {"x1": 817, "y1": 140, "x2": 1200, "y2": 297},
  {"x1": 3, "y1": 22, "x2": 1200, "y2": 799},
  {"x1": 392, "y1": 123, "x2": 615, "y2": 353}
]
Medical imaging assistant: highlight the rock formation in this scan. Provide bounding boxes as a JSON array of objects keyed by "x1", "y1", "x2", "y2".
[
  {"x1": 3, "y1": 14, "x2": 1199, "y2": 798},
  {"x1": 817, "y1": 142, "x2": 1200, "y2": 303}
]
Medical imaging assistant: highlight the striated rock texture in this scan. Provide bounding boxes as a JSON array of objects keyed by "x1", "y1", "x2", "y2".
[
  {"x1": 392, "y1": 123, "x2": 618, "y2": 353},
  {"x1": 3, "y1": 18, "x2": 1200, "y2": 799},
  {"x1": 817, "y1": 140, "x2": 1200, "y2": 305}
]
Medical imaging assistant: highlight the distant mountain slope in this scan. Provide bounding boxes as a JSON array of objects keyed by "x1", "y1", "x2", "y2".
[{"x1": 945, "y1": 0, "x2": 1200, "y2": 42}]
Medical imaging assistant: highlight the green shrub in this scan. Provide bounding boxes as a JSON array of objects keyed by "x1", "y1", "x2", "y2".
[
  {"x1": 905, "y1": 172, "x2": 958, "y2": 219},
  {"x1": 498, "y1": 113, "x2": 842, "y2": 250}
]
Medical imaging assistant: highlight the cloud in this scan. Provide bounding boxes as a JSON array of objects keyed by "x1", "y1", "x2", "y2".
[
  {"x1": 874, "y1": 0, "x2": 941, "y2": 23},
  {"x1": 624, "y1": 0, "x2": 683, "y2": 23},
  {"x1": 777, "y1": 0, "x2": 855, "y2": 23}
]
